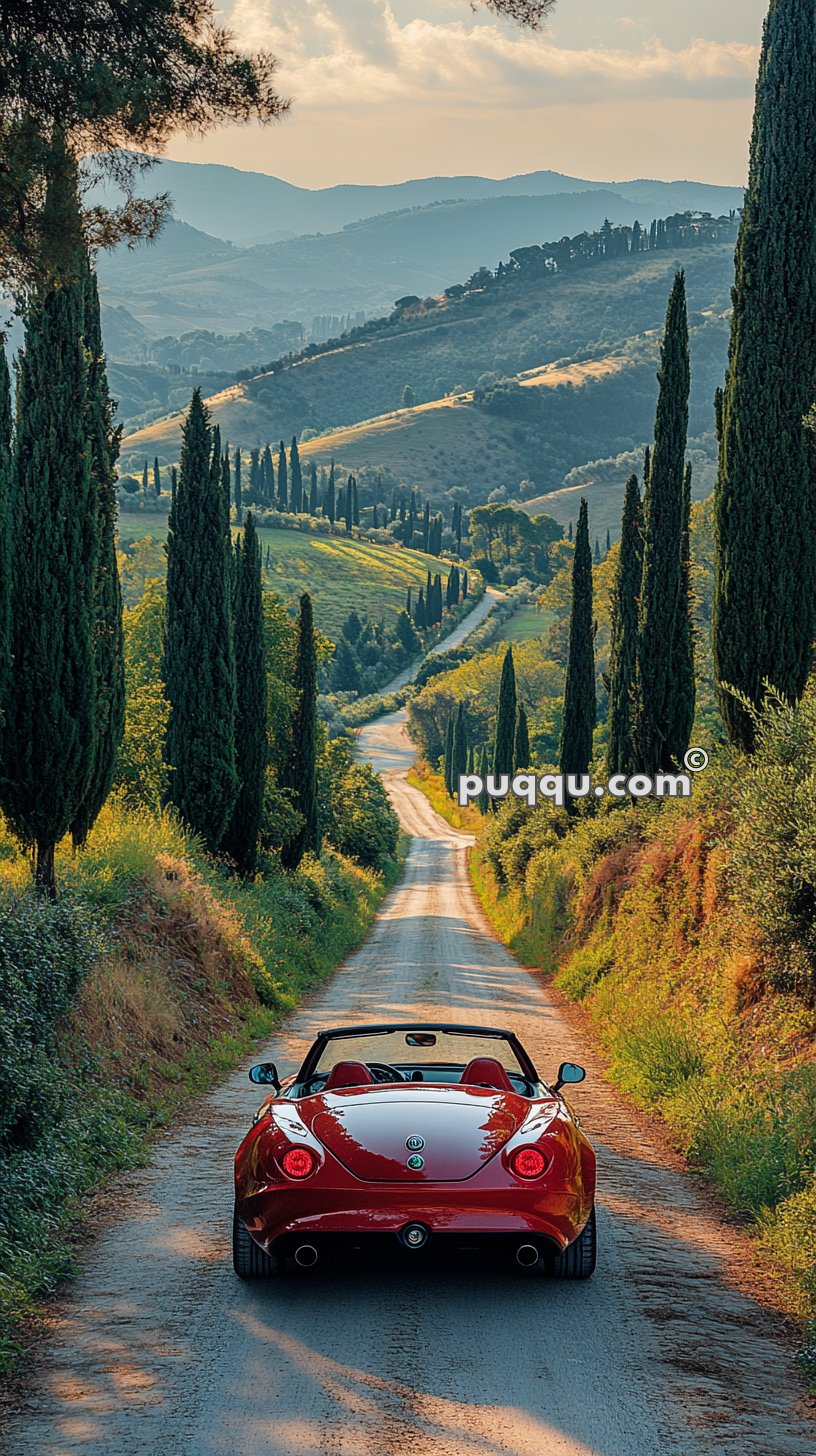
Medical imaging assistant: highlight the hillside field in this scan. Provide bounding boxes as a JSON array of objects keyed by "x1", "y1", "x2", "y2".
[{"x1": 117, "y1": 521, "x2": 453, "y2": 638}]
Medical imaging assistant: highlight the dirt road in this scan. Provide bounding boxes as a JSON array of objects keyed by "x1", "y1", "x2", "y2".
[{"x1": 3, "y1": 712, "x2": 813, "y2": 1455}]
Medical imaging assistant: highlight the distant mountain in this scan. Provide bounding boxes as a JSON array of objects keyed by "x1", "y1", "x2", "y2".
[
  {"x1": 98, "y1": 186, "x2": 738, "y2": 339},
  {"x1": 143, "y1": 158, "x2": 744, "y2": 245}
]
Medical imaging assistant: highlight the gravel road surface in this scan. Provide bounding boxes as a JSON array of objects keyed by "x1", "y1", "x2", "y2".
[{"x1": 2, "y1": 710, "x2": 813, "y2": 1456}]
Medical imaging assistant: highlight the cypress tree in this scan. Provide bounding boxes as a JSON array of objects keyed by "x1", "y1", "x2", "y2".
[
  {"x1": 462, "y1": 569, "x2": 468, "y2": 599},
  {"x1": 289, "y1": 436, "x2": 303, "y2": 512},
  {"x1": 477, "y1": 744, "x2": 490, "y2": 814},
  {"x1": 637, "y1": 271, "x2": 690, "y2": 773},
  {"x1": 444, "y1": 713, "x2": 455, "y2": 795},
  {"x1": 665, "y1": 463, "x2": 696, "y2": 767},
  {"x1": 163, "y1": 389, "x2": 238, "y2": 852},
  {"x1": 559, "y1": 499, "x2": 596, "y2": 777},
  {"x1": 262, "y1": 444, "x2": 274, "y2": 505},
  {"x1": 514, "y1": 701, "x2": 530, "y2": 770},
  {"x1": 142, "y1": 459, "x2": 149, "y2": 495},
  {"x1": 282, "y1": 593, "x2": 320, "y2": 869},
  {"x1": 249, "y1": 447, "x2": 261, "y2": 504},
  {"x1": 605, "y1": 528, "x2": 611, "y2": 554},
  {"x1": 276, "y1": 440, "x2": 288, "y2": 510},
  {"x1": 0, "y1": 347, "x2": 10, "y2": 721},
  {"x1": 71, "y1": 256, "x2": 125, "y2": 848},
  {"x1": 453, "y1": 701, "x2": 468, "y2": 787},
  {"x1": 345, "y1": 478, "x2": 353, "y2": 533},
  {"x1": 233, "y1": 447, "x2": 243, "y2": 524},
  {"x1": 309, "y1": 462, "x2": 318, "y2": 514},
  {"x1": 221, "y1": 514, "x2": 266, "y2": 875},
  {"x1": 493, "y1": 645, "x2": 517, "y2": 780},
  {"x1": 414, "y1": 588, "x2": 426, "y2": 630},
  {"x1": 567, "y1": 521, "x2": 573, "y2": 542},
  {"x1": 336, "y1": 487, "x2": 345, "y2": 523},
  {"x1": 153, "y1": 456, "x2": 161, "y2": 496},
  {"x1": 352, "y1": 476, "x2": 360, "y2": 526},
  {"x1": 326, "y1": 462, "x2": 336, "y2": 522},
  {"x1": 594, "y1": 537, "x2": 601, "y2": 565},
  {"x1": 607, "y1": 476, "x2": 643, "y2": 777},
  {"x1": 713, "y1": 0, "x2": 816, "y2": 751},
  {"x1": 0, "y1": 171, "x2": 98, "y2": 894},
  {"x1": 423, "y1": 500, "x2": 430, "y2": 551}
]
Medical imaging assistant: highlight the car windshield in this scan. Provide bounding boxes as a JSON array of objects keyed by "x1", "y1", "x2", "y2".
[{"x1": 312, "y1": 1029, "x2": 526, "y2": 1079}]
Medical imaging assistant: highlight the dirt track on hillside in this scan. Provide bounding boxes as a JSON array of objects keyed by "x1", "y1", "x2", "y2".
[{"x1": 2, "y1": 711, "x2": 814, "y2": 1456}]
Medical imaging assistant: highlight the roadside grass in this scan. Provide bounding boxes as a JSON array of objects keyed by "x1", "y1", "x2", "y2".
[
  {"x1": 117, "y1": 524, "x2": 451, "y2": 639},
  {"x1": 0, "y1": 798, "x2": 404, "y2": 1375},
  {"x1": 491, "y1": 604, "x2": 555, "y2": 644},
  {"x1": 406, "y1": 763, "x2": 482, "y2": 835}
]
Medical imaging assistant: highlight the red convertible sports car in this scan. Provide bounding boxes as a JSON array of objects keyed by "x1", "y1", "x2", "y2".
[{"x1": 233, "y1": 1022, "x2": 596, "y2": 1280}]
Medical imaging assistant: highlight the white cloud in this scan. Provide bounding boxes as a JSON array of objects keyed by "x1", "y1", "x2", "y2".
[{"x1": 229, "y1": 0, "x2": 758, "y2": 110}]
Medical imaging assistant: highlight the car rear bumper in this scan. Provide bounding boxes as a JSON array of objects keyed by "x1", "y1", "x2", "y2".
[{"x1": 239, "y1": 1182, "x2": 589, "y2": 1256}]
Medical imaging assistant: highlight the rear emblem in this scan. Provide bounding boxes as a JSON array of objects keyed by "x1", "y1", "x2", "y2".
[
  {"x1": 406, "y1": 1135, "x2": 425, "y2": 1152},
  {"x1": 406, "y1": 1154, "x2": 425, "y2": 1170}
]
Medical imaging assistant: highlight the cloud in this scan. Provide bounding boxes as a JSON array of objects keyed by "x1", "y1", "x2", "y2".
[{"x1": 229, "y1": 0, "x2": 758, "y2": 110}]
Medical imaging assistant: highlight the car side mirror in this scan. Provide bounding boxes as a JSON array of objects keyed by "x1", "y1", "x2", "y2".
[
  {"x1": 553, "y1": 1061, "x2": 586, "y2": 1094},
  {"x1": 249, "y1": 1062, "x2": 280, "y2": 1090}
]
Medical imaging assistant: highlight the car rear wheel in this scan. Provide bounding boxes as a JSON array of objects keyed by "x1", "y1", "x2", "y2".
[
  {"x1": 232, "y1": 1203, "x2": 280, "y2": 1279},
  {"x1": 550, "y1": 1205, "x2": 596, "y2": 1280}
]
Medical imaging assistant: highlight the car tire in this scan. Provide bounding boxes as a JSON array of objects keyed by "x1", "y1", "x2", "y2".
[
  {"x1": 232, "y1": 1203, "x2": 280, "y2": 1279},
  {"x1": 550, "y1": 1205, "x2": 597, "y2": 1280}
]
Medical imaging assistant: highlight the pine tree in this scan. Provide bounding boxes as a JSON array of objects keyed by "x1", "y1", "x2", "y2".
[
  {"x1": 282, "y1": 593, "x2": 320, "y2": 869},
  {"x1": 0, "y1": 186, "x2": 98, "y2": 894},
  {"x1": 444, "y1": 713, "x2": 455, "y2": 796},
  {"x1": 514, "y1": 702, "x2": 530, "y2": 770},
  {"x1": 493, "y1": 645, "x2": 517, "y2": 781},
  {"x1": 163, "y1": 390, "x2": 238, "y2": 852},
  {"x1": 309, "y1": 462, "x2": 318, "y2": 515},
  {"x1": 289, "y1": 436, "x2": 303, "y2": 512},
  {"x1": 276, "y1": 441, "x2": 288, "y2": 510},
  {"x1": 233, "y1": 447, "x2": 243, "y2": 524},
  {"x1": 477, "y1": 744, "x2": 490, "y2": 814},
  {"x1": 559, "y1": 499, "x2": 596, "y2": 777},
  {"x1": 221, "y1": 514, "x2": 266, "y2": 875},
  {"x1": 665, "y1": 463, "x2": 696, "y2": 767},
  {"x1": 153, "y1": 456, "x2": 161, "y2": 496},
  {"x1": 637, "y1": 272, "x2": 690, "y2": 773},
  {"x1": 607, "y1": 476, "x2": 643, "y2": 777},
  {"x1": 713, "y1": 0, "x2": 816, "y2": 751},
  {"x1": 71, "y1": 256, "x2": 125, "y2": 849}
]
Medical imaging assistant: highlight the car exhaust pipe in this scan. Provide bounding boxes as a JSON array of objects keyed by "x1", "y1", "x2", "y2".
[
  {"x1": 294, "y1": 1244, "x2": 319, "y2": 1268},
  {"x1": 516, "y1": 1243, "x2": 540, "y2": 1268}
]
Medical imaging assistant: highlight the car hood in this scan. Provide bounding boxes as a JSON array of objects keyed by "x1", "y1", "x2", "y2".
[{"x1": 305, "y1": 1085, "x2": 541, "y2": 1182}]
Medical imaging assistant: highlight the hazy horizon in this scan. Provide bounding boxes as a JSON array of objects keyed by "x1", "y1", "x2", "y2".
[{"x1": 161, "y1": 0, "x2": 768, "y2": 189}]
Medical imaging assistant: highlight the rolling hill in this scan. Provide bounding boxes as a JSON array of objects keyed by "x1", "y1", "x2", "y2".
[
  {"x1": 121, "y1": 242, "x2": 735, "y2": 510},
  {"x1": 124, "y1": 158, "x2": 744, "y2": 245}
]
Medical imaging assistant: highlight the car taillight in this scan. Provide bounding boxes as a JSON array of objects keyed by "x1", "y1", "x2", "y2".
[
  {"x1": 510, "y1": 1146, "x2": 548, "y2": 1179},
  {"x1": 281, "y1": 1146, "x2": 317, "y2": 1179}
]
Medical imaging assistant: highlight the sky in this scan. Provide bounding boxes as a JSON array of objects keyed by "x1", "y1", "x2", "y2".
[{"x1": 164, "y1": 0, "x2": 769, "y2": 188}]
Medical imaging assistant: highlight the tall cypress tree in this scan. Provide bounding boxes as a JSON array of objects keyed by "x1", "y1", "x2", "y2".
[
  {"x1": 665, "y1": 463, "x2": 696, "y2": 767},
  {"x1": 163, "y1": 389, "x2": 238, "y2": 852},
  {"x1": 514, "y1": 701, "x2": 530, "y2": 770},
  {"x1": 0, "y1": 166, "x2": 98, "y2": 894},
  {"x1": 276, "y1": 440, "x2": 288, "y2": 510},
  {"x1": 345, "y1": 478, "x2": 353, "y2": 533},
  {"x1": 0, "y1": 348, "x2": 10, "y2": 722},
  {"x1": 453, "y1": 702, "x2": 468, "y2": 787},
  {"x1": 713, "y1": 0, "x2": 816, "y2": 751},
  {"x1": 309, "y1": 462, "x2": 318, "y2": 515},
  {"x1": 325, "y1": 462, "x2": 336, "y2": 522},
  {"x1": 289, "y1": 435, "x2": 303, "y2": 513},
  {"x1": 233, "y1": 446, "x2": 243, "y2": 524},
  {"x1": 71, "y1": 256, "x2": 125, "y2": 848},
  {"x1": 637, "y1": 271, "x2": 690, "y2": 773},
  {"x1": 141, "y1": 460, "x2": 149, "y2": 495},
  {"x1": 222, "y1": 514, "x2": 266, "y2": 875},
  {"x1": 262, "y1": 444, "x2": 274, "y2": 505},
  {"x1": 282, "y1": 593, "x2": 320, "y2": 869},
  {"x1": 559, "y1": 498, "x2": 596, "y2": 777},
  {"x1": 493, "y1": 645, "x2": 517, "y2": 780},
  {"x1": 153, "y1": 455, "x2": 161, "y2": 496},
  {"x1": 607, "y1": 476, "x2": 643, "y2": 777},
  {"x1": 444, "y1": 713, "x2": 455, "y2": 796}
]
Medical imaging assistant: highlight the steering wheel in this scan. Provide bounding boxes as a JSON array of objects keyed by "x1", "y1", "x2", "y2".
[{"x1": 367, "y1": 1061, "x2": 407, "y2": 1083}]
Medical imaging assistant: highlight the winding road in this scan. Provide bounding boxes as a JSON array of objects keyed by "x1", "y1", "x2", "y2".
[{"x1": 3, "y1": 711, "x2": 814, "y2": 1455}]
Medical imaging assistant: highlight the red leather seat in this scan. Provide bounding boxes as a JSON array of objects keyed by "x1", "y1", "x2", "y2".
[
  {"x1": 460, "y1": 1057, "x2": 516, "y2": 1092},
  {"x1": 324, "y1": 1060, "x2": 375, "y2": 1090}
]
